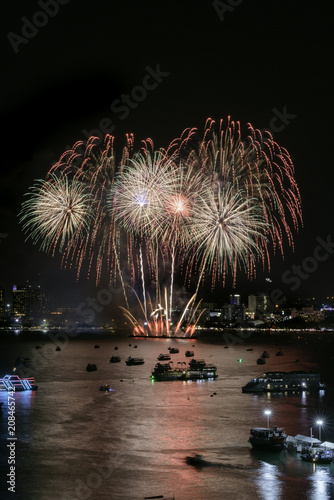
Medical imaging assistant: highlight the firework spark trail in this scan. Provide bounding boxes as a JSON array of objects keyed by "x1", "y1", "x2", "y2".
[{"x1": 139, "y1": 244, "x2": 147, "y2": 322}]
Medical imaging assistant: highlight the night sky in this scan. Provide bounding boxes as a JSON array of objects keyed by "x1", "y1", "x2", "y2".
[{"x1": 1, "y1": 1, "x2": 333, "y2": 311}]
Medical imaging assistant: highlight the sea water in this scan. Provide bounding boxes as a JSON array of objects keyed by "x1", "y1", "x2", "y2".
[{"x1": 0, "y1": 331, "x2": 334, "y2": 500}]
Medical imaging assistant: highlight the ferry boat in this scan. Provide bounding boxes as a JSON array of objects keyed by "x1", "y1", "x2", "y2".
[
  {"x1": 151, "y1": 359, "x2": 218, "y2": 381},
  {"x1": 249, "y1": 426, "x2": 287, "y2": 451},
  {"x1": 242, "y1": 371, "x2": 324, "y2": 393},
  {"x1": 125, "y1": 356, "x2": 145, "y2": 365},
  {"x1": 0, "y1": 374, "x2": 37, "y2": 391}
]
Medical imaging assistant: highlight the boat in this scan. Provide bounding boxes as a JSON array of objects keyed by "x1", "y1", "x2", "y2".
[
  {"x1": 86, "y1": 363, "x2": 97, "y2": 372},
  {"x1": 157, "y1": 353, "x2": 171, "y2": 361},
  {"x1": 300, "y1": 448, "x2": 333, "y2": 464},
  {"x1": 125, "y1": 357, "x2": 145, "y2": 365},
  {"x1": 168, "y1": 347, "x2": 179, "y2": 353},
  {"x1": 275, "y1": 350, "x2": 284, "y2": 356},
  {"x1": 257, "y1": 357, "x2": 266, "y2": 365},
  {"x1": 249, "y1": 426, "x2": 287, "y2": 451},
  {"x1": 185, "y1": 350, "x2": 194, "y2": 357},
  {"x1": 242, "y1": 371, "x2": 325, "y2": 393},
  {"x1": 0, "y1": 374, "x2": 37, "y2": 391},
  {"x1": 261, "y1": 351, "x2": 270, "y2": 358},
  {"x1": 99, "y1": 384, "x2": 113, "y2": 391},
  {"x1": 185, "y1": 454, "x2": 211, "y2": 467},
  {"x1": 110, "y1": 355, "x2": 121, "y2": 363},
  {"x1": 151, "y1": 358, "x2": 218, "y2": 381},
  {"x1": 55, "y1": 346, "x2": 61, "y2": 351},
  {"x1": 94, "y1": 345, "x2": 100, "y2": 349}
]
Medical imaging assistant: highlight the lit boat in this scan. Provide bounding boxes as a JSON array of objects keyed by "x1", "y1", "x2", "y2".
[
  {"x1": 249, "y1": 426, "x2": 286, "y2": 451},
  {"x1": 157, "y1": 353, "x2": 171, "y2": 361},
  {"x1": 242, "y1": 371, "x2": 325, "y2": 393},
  {"x1": 151, "y1": 359, "x2": 218, "y2": 381},
  {"x1": 0, "y1": 374, "x2": 37, "y2": 391},
  {"x1": 125, "y1": 357, "x2": 145, "y2": 365},
  {"x1": 99, "y1": 384, "x2": 114, "y2": 392},
  {"x1": 300, "y1": 448, "x2": 333, "y2": 464}
]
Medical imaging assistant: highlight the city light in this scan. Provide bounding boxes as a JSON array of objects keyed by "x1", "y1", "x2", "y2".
[{"x1": 264, "y1": 409, "x2": 272, "y2": 428}]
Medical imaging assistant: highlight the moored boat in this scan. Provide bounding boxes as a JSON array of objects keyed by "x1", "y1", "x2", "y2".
[
  {"x1": 168, "y1": 347, "x2": 179, "y2": 353},
  {"x1": 242, "y1": 371, "x2": 325, "y2": 393},
  {"x1": 126, "y1": 356, "x2": 145, "y2": 365},
  {"x1": 185, "y1": 350, "x2": 194, "y2": 357},
  {"x1": 249, "y1": 426, "x2": 286, "y2": 451},
  {"x1": 110, "y1": 355, "x2": 121, "y2": 363},
  {"x1": 157, "y1": 353, "x2": 171, "y2": 361},
  {"x1": 300, "y1": 448, "x2": 333, "y2": 464},
  {"x1": 86, "y1": 363, "x2": 97, "y2": 372}
]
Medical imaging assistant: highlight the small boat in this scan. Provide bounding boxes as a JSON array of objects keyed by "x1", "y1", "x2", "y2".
[
  {"x1": 110, "y1": 356, "x2": 121, "y2": 363},
  {"x1": 275, "y1": 351, "x2": 284, "y2": 356},
  {"x1": 185, "y1": 454, "x2": 211, "y2": 467},
  {"x1": 185, "y1": 350, "x2": 194, "y2": 357},
  {"x1": 114, "y1": 346, "x2": 118, "y2": 350},
  {"x1": 157, "y1": 353, "x2": 171, "y2": 361},
  {"x1": 125, "y1": 357, "x2": 145, "y2": 366},
  {"x1": 99, "y1": 384, "x2": 113, "y2": 392},
  {"x1": 168, "y1": 347, "x2": 179, "y2": 354},
  {"x1": 55, "y1": 346, "x2": 61, "y2": 351},
  {"x1": 94, "y1": 345, "x2": 100, "y2": 349},
  {"x1": 300, "y1": 448, "x2": 333, "y2": 464},
  {"x1": 246, "y1": 348, "x2": 253, "y2": 351},
  {"x1": 86, "y1": 363, "x2": 97, "y2": 372},
  {"x1": 249, "y1": 426, "x2": 286, "y2": 451},
  {"x1": 261, "y1": 351, "x2": 270, "y2": 358},
  {"x1": 257, "y1": 357, "x2": 266, "y2": 365}
]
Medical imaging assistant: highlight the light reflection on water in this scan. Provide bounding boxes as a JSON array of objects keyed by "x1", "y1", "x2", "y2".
[
  {"x1": 0, "y1": 333, "x2": 334, "y2": 500},
  {"x1": 255, "y1": 461, "x2": 283, "y2": 500}
]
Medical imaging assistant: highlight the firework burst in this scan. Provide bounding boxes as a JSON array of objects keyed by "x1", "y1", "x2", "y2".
[
  {"x1": 20, "y1": 174, "x2": 94, "y2": 255},
  {"x1": 19, "y1": 118, "x2": 302, "y2": 337}
]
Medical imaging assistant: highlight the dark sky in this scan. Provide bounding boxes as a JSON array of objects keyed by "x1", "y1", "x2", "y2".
[{"x1": 0, "y1": 0, "x2": 333, "y2": 310}]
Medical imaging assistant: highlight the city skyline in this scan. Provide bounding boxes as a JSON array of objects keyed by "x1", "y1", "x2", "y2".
[{"x1": 1, "y1": 2, "x2": 333, "y2": 312}]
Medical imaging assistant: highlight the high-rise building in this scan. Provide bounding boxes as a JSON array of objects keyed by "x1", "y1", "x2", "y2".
[
  {"x1": 230, "y1": 294, "x2": 240, "y2": 306},
  {"x1": 12, "y1": 285, "x2": 29, "y2": 317},
  {"x1": 0, "y1": 287, "x2": 5, "y2": 317},
  {"x1": 12, "y1": 283, "x2": 49, "y2": 321}
]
